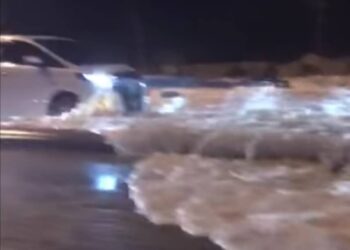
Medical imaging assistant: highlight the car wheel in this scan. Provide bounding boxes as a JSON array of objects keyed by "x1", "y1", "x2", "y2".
[{"x1": 48, "y1": 92, "x2": 79, "y2": 116}]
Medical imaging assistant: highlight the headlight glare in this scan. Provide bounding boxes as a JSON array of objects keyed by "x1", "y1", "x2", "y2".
[{"x1": 83, "y1": 73, "x2": 115, "y2": 89}]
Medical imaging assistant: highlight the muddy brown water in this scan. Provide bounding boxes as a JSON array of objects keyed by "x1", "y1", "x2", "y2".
[{"x1": 0, "y1": 147, "x2": 220, "y2": 250}]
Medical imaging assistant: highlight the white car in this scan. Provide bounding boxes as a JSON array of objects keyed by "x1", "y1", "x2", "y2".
[{"x1": 0, "y1": 34, "x2": 141, "y2": 120}]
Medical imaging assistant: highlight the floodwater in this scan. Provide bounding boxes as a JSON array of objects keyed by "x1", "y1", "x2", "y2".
[
  {"x1": 1, "y1": 149, "x2": 219, "y2": 250},
  {"x1": 3, "y1": 85, "x2": 350, "y2": 250},
  {"x1": 122, "y1": 86, "x2": 350, "y2": 250},
  {"x1": 129, "y1": 154, "x2": 350, "y2": 250}
]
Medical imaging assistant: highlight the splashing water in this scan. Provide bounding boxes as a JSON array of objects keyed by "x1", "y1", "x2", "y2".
[
  {"x1": 238, "y1": 87, "x2": 281, "y2": 115},
  {"x1": 129, "y1": 154, "x2": 350, "y2": 250},
  {"x1": 121, "y1": 86, "x2": 350, "y2": 250},
  {"x1": 3, "y1": 84, "x2": 350, "y2": 250},
  {"x1": 320, "y1": 88, "x2": 350, "y2": 117}
]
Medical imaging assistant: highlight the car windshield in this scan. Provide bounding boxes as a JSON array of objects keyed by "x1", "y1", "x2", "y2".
[{"x1": 36, "y1": 39, "x2": 88, "y2": 65}]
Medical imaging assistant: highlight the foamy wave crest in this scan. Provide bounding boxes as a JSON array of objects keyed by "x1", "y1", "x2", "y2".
[{"x1": 129, "y1": 154, "x2": 350, "y2": 250}]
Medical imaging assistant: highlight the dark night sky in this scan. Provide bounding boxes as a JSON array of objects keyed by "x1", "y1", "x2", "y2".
[{"x1": 2, "y1": 0, "x2": 350, "y2": 65}]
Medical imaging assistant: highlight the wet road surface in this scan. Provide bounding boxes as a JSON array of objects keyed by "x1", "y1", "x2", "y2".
[{"x1": 1, "y1": 128, "x2": 220, "y2": 250}]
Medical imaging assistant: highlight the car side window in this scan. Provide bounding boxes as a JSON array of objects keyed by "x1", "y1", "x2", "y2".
[{"x1": 1, "y1": 41, "x2": 64, "y2": 68}]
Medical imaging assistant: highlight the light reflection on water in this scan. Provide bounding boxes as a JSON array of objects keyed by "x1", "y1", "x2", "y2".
[
  {"x1": 87, "y1": 163, "x2": 131, "y2": 193},
  {"x1": 95, "y1": 174, "x2": 119, "y2": 191}
]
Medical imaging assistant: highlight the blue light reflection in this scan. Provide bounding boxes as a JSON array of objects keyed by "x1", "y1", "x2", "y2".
[
  {"x1": 95, "y1": 174, "x2": 118, "y2": 191},
  {"x1": 87, "y1": 163, "x2": 130, "y2": 193}
]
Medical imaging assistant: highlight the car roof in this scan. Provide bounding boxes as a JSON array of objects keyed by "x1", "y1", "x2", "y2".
[
  {"x1": 0, "y1": 34, "x2": 135, "y2": 71},
  {"x1": 0, "y1": 34, "x2": 75, "y2": 42}
]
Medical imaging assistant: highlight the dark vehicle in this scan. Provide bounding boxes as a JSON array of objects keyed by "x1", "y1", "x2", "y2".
[{"x1": 113, "y1": 71, "x2": 149, "y2": 114}]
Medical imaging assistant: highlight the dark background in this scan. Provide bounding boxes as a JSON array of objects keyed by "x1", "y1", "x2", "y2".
[{"x1": 1, "y1": 0, "x2": 350, "y2": 65}]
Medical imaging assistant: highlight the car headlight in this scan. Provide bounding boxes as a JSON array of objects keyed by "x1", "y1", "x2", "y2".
[{"x1": 83, "y1": 73, "x2": 116, "y2": 90}]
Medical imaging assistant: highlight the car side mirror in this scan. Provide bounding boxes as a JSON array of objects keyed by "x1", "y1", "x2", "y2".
[{"x1": 23, "y1": 56, "x2": 44, "y2": 66}]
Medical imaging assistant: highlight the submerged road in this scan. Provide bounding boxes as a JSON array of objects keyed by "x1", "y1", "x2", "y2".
[{"x1": 0, "y1": 127, "x2": 219, "y2": 250}]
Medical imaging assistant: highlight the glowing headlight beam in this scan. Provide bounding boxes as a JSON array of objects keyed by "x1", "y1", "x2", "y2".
[{"x1": 83, "y1": 73, "x2": 116, "y2": 90}]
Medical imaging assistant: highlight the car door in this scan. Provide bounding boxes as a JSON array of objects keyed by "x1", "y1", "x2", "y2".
[{"x1": 0, "y1": 40, "x2": 71, "y2": 120}]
